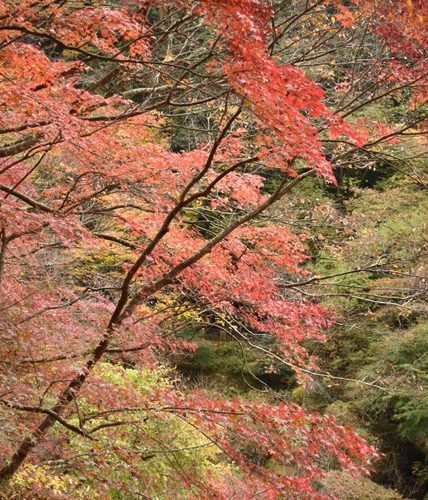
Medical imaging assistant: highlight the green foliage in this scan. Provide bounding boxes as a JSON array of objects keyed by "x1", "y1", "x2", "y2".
[
  {"x1": 176, "y1": 338, "x2": 295, "y2": 392},
  {"x1": 69, "y1": 249, "x2": 131, "y2": 286},
  {"x1": 352, "y1": 322, "x2": 428, "y2": 449},
  {"x1": 322, "y1": 471, "x2": 403, "y2": 499},
  {"x1": 6, "y1": 365, "x2": 231, "y2": 499},
  {"x1": 293, "y1": 148, "x2": 428, "y2": 497}
]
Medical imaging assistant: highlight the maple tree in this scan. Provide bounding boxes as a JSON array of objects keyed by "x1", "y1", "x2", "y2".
[{"x1": 0, "y1": 0, "x2": 426, "y2": 497}]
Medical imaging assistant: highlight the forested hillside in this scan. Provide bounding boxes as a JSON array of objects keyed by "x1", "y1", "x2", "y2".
[{"x1": 0, "y1": 1, "x2": 427, "y2": 498}]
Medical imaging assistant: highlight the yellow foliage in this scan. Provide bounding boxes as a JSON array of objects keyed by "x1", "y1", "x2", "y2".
[{"x1": 9, "y1": 464, "x2": 71, "y2": 497}]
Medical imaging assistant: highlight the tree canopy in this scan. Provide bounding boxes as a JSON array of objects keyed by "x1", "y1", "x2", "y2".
[{"x1": 0, "y1": 0, "x2": 427, "y2": 498}]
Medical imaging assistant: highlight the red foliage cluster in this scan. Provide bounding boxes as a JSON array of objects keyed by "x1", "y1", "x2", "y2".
[{"x1": 0, "y1": 0, "x2": 425, "y2": 496}]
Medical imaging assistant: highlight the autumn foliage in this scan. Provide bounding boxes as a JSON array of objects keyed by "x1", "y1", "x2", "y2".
[{"x1": 0, "y1": 0, "x2": 426, "y2": 497}]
